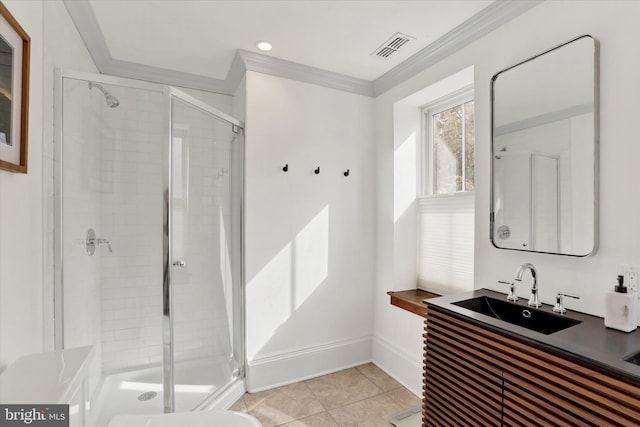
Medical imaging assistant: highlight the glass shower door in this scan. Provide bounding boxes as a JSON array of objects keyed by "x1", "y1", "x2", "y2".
[{"x1": 168, "y1": 91, "x2": 243, "y2": 412}]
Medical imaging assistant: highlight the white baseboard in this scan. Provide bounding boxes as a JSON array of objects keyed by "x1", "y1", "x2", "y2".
[
  {"x1": 371, "y1": 335, "x2": 422, "y2": 397},
  {"x1": 246, "y1": 336, "x2": 372, "y2": 392}
]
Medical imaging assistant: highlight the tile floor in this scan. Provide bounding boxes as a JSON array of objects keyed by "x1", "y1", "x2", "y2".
[{"x1": 229, "y1": 363, "x2": 422, "y2": 426}]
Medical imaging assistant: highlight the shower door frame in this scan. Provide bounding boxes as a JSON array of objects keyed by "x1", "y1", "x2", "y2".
[
  {"x1": 53, "y1": 69, "x2": 246, "y2": 414},
  {"x1": 53, "y1": 69, "x2": 166, "y2": 352},
  {"x1": 165, "y1": 87, "x2": 246, "y2": 412}
]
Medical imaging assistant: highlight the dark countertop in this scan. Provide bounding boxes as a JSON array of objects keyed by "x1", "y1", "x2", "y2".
[{"x1": 424, "y1": 288, "x2": 640, "y2": 382}]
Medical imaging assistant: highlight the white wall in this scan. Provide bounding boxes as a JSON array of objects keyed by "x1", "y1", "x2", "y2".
[
  {"x1": 243, "y1": 71, "x2": 375, "y2": 391},
  {"x1": 373, "y1": 0, "x2": 640, "y2": 394},
  {"x1": 0, "y1": 0, "x2": 44, "y2": 371}
]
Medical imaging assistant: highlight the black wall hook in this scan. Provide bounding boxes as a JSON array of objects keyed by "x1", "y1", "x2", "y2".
[
  {"x1": 344, "y1": 169, "x2": 350, "y2": 177},
  {"x1": 283, "y1": 164, "x2": 288, "y2": 172},
  {"x1": 314, "y1": 167, "x2": 320, "y2": 175}
]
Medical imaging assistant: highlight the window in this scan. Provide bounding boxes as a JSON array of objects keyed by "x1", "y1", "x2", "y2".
[
  {"x1": 417, "y1": 86, "x2": 475, "y2": 294},
  {"x1": 423, "y1": 90, "x2": 474, "y2": 195}
]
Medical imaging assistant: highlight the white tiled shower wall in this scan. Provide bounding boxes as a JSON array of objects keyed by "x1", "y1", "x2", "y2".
[
  {"x1": 61, "y1": 83, "x2": 239, "y2": 373},
  {"x1": 61, "y1": 79, "x2": 104, "y2": 396},
  {"x1": 98, "y1": 87, "x2": 165, "y2": 371}
]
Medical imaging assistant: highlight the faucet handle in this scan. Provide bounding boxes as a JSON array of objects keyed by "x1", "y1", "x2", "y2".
[
  {"x1": 498, "y1": 280, "x2": 518, "y2": 302},
  {"x1": 552, "y1": 292, "x2": 580, "y2": 315}
]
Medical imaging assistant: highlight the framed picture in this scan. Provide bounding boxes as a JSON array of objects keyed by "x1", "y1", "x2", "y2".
[{"x1": 0, "y1": 2, "x2": 29, "y2": 173}]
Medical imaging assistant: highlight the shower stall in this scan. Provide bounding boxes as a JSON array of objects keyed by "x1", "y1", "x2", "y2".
[{"x1": 54, "y1": 70, "x2": 244, "y2": 426}]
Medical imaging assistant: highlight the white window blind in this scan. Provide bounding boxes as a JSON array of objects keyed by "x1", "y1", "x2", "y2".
[{"x1": 417, "y1": 194, "x2": 474, "y2": 293}]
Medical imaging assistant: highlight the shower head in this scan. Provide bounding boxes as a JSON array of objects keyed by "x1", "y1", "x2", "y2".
[
  {"x1": 105, "y1": 93, "x2": 120, "y2": 108},
  {"x1": 88, "y1": 81, "x2": 120, "y2": 108}
]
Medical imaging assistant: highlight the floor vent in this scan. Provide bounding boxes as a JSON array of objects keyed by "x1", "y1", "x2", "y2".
[{"x1": 372, "y1": 32, "x2": 415, "y2": 59}]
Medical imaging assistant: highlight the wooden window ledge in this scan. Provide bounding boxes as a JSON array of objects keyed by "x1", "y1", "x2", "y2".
[{"x1": 387, "y1": 289, "x2": 440, "y2": 318}]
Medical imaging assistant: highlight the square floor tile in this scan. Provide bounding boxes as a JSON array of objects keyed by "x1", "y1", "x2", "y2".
[
  {"x1": 305, "y1": 368, "x2": 381, "y2": 410},
  {"x1": 356, "y1": 363, "x2": 402, "y2": 392},
  {"x1": 329, "y1": 394, "x2": 402, "y2": 426},
  {"x1": 244, "y1": 382, "x2": 325, "y2": 427},
  {"x1": 385, "y1": 387, "x2": 421, "y2": 409},
  {"x1": 280, "y1": 411, "x2": 339, "y2": 426},
  {"x1": 229, "y1": 395, "x2": 248, "y2": 413}
]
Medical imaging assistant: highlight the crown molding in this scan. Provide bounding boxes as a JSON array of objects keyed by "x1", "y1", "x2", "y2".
[
  {"x1": 62, "y1": 0, "x2": 234, "y2": 94},
  {"x1": 62, "y1": 0, "x2": 111, "y2": 70},
  {"x1": 237, "y1": 50, "x2": 374, "y2": 97},
  {"x1": 226, "y1": 52, "x2": 248, "y2": 93},
  {"x1": 373, "y1": 0, "x2": 542, "y2": 96},
  {"x1": 101, "y1": 58, "x2": 234, "y2": 94},
  {"x1": 62, "y1": 0, "x2": 370, "y2": 96},
  {"x1": 64, "y1": 0, "x2": 540, "y2": 98}
]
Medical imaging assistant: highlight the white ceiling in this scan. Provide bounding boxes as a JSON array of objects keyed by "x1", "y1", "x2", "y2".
[{"x1": 87, "y1": 0, "x2": 494, "y2": 82}]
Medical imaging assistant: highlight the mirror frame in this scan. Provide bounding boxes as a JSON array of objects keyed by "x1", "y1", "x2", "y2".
[{"x1": 490, "y1": 34, "x2": 599, "y2": 257}]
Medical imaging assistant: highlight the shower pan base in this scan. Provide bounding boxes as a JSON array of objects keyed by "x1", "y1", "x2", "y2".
[{"x1": 92, "y1": 357, "x2": 239, "y2": 427}]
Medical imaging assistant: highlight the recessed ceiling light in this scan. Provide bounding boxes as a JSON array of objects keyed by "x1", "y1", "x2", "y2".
[{"x1": 255, "y1": 41, "x2": 272, "y2": 52}]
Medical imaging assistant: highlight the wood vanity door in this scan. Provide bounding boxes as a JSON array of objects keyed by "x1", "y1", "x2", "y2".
[
  {"x1": 502, "y1": 354, "x2": 640, "y2": 426},
  {"x1": 423, "y1": 310, "x2": 503, "y2": 426},
  {"x1": 424, "y1": 306, "x2": 640, "y2": 427}
]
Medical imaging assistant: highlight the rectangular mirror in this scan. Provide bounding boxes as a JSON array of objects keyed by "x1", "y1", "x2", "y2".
[{"x1": 490, "y1": 35, "x2": 598, "y2": 256}]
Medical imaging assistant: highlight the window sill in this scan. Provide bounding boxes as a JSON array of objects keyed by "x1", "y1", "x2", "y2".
[{"x1": 418, "y1": 191, "x2": 474, "y2": 201}]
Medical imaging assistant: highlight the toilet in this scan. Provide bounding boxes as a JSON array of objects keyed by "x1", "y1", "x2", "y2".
[{"x1": 108, "y1": 410, "x2": 262, "y2": 427}]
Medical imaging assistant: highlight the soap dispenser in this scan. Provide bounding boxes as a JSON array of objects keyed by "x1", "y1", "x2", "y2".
[{"x1": 604, "y1": 275, "x2": 638, "y2": 332}]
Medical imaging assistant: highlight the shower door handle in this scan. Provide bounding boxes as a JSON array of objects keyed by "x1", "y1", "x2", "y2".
[{"x1": 172, "y1": 260, "x2": 186, "y2": 268}]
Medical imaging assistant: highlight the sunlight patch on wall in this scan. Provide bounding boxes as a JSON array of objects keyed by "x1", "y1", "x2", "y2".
[
  {"x1": 294, "y1": 205, "x2": 329, "y2": 309},
  {"x1": 246, "y1": 243, "x2": 292, "y2": 359},
  {"x1": 394, "y1": 132, "x2": 417, "y2": 222},
  {"x1": 246, "y1": 205, "x2": 331, "y2": 359}
]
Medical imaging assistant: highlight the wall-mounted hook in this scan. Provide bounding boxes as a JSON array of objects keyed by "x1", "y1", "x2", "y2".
[
  {"x1": 314, "y1": 167, "x2": 320, "y2": 175},
  {"x1": 343, "y1": 169, "x2": 350, "y2": 177},
  {"x1": 283, "y1": 164, "x2": 289, "y2": 172}
]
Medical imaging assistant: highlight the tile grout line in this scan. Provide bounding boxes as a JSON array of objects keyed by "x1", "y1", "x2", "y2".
[
  {"x1": 319, "y1": 372, "x2": 382, "y2": 411},
  {"x1": 242, "y1": 364, "x2": 411, "y2": 426}
]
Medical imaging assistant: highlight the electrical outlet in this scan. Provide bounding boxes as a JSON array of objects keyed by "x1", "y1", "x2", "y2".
[
  {"x1": 628, "y1": 271, "x2": 639, "y2": 292},
  {"x1": 618, "y1": 264, "x2": 640, "y2": 293}
]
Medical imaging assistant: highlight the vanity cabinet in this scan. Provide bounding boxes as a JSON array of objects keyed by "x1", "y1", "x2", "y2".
[{"x1": 423, "y1": 307, "x2": 640, "y2": 426}]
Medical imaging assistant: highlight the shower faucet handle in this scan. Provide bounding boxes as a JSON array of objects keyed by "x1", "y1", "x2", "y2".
[
  {"x1": 86, "y1": 228, "x2": 113, "y2": 255},
  {"x1": 94, "y1": 238, "x2": 113, "y2": 253}
]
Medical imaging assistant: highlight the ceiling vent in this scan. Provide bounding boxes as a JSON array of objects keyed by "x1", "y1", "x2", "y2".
[{"x1": 372, "y1": 32, "x2": 415, "y2": 59}]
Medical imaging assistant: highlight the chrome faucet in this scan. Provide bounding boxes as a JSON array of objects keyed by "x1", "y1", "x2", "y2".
[{"x1": 515, "y1": 263, "x2": 541, "y2": 308}]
